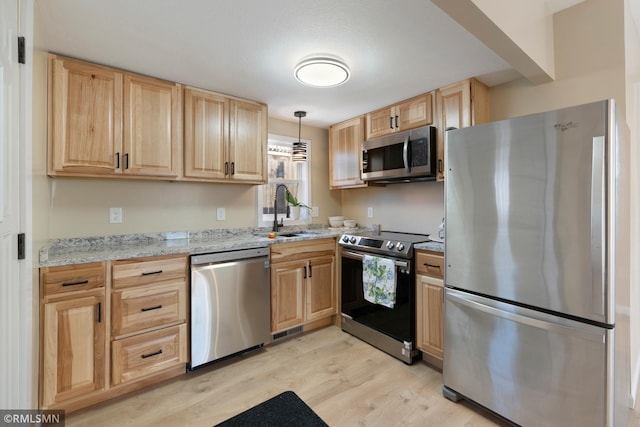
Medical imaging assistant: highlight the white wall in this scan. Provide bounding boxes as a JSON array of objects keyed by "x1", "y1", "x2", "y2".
[{"x1": 341, "y1": 182, "x2": 444, "y2": 237}]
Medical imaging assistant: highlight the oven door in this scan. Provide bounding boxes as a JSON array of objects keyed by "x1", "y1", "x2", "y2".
[{"x1": 340, "y1": 249, "x2": 415, "y2": 343}]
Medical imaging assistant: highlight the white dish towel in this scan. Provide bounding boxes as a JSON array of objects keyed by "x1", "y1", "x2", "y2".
[{"x1": 362, "y1": 255, "x2": 397, "y2": 308}]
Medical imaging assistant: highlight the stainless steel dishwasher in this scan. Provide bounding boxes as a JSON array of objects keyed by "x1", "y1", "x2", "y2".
[{"x1": 189, "y1": 247, "x2": 271, "y2": 369}]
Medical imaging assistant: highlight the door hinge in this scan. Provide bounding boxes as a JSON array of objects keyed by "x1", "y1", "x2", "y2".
[
  {"x1": 18, "y1": 37, "x2": 25, "y2": 64},
  {"x1": 17, "y1": 233, "x2": 25, "y2": 260}
]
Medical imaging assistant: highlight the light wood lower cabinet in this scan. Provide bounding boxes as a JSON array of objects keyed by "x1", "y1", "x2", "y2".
[
  {"x1": 415, "y1": 250, "x2": 444, "y2": 369},
  {"x1": 270, "y1": 239, "x2": 337, "y2": 333},
  {"x1": 39, "y1": 254, "x2": 188, "y2": 412}
]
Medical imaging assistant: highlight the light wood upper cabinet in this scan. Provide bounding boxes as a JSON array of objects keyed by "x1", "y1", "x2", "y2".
[
  {"x1": 228, "y1": 99, "x2": 267, "y2": 182},
  {"x1": 123, "y1": 73, "x2": 182, "y2": 178},
  {"x1": 435, "y1": 78, "x2": 489, "y2": 181},
  {"x1": 366, "y1": 92, "x2": 434, "y2": 140},
  {"x1": 184, "y1": 87, "x2": 267, "y2": 183},
  {"x1": 48, "y1": 54, "x2": 182, "y2": 180},
  {"x1": 329, "y1": 115, "x2": 367, "y2": 189},
  {"x1": 48, "y1": 55, "x2": 123, "y2": 176}
]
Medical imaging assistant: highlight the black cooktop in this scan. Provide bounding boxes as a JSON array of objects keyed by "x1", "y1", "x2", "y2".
[
  {"x1": 361, "y1": 231, "x2": 431, "y2": 244},
  {"x1": 339, "y1": 230, "x2": 430, "y2": 258}
]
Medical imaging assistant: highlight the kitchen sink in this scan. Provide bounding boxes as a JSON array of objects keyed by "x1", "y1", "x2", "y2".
[{"x1": 278, "y1": 231, "x2": 319, "y2": 237}]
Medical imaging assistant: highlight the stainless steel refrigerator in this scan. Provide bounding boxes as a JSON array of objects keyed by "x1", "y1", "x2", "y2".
[{"x1": 443, "y1": 99, "x2": 628, "y2": 426}]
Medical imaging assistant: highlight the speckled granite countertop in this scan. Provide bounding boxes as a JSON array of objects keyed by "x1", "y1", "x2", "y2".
[
  {"x1": 414, "y1": 241, "x2": 445, "y2": 253},
  {"x1": 39, "y1": 226, "x2": 363, "y2": 267}
]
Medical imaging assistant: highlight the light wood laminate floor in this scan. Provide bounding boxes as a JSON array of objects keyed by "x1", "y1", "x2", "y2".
[
  {"x1": 67, "y1": 326, "x2": 510, "y2": 426},
  {"x1": 67, "y1": 325, "x2": 640, "y2": 426}
]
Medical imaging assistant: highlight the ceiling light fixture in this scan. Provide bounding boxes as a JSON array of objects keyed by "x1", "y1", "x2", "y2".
[
  {"x1": 294, "y1": 56, "x2": 350, "y2": 88},
  {"x1": 292, "y1": 111, "x2": 307, "y2": 162}
]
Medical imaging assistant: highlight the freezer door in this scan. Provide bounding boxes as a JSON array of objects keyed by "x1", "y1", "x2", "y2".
[
  {"x1": 445, "y1": 99, "x2": 613, "y2": 324},
  {"x1": 443, "y1": 289, "x2": 613, "y2": 427}
]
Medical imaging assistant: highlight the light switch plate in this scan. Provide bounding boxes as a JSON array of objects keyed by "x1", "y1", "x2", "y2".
[
  {"x1": 109, "y1": 207, "x2": 123, "y2": 224},
  {"x1": 310, "y1": 206, "x2": 319, "y2": 217},
  {"x1": 367, "y1": 207, "x2": 373, "y2": 218},
  {"x1": 216, "y1": 207, "x2": 226, "y2": 221}
]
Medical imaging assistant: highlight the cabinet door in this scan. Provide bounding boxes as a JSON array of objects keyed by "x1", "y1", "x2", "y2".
[
  {"x1": 123, "y1": 73, "x2": 181, "y2": 178},
  {"x1": 306, "y1": 256, "x2": 336, "y2": 322},
  {"x1": 396, "y1": 92, "x2": 433, "y2": 131},
  {"x1": 42, "y1": 294, "x2": 105, "y2": 407},
  {"x1": 271, "y1": 260, "x2": 306, "y2": 332},
  {"x1": 229, "y1": 99, "x2": 267, "y2": 182},
  {"x1": 48, "y1": 55, "x2": 123, "y2": 176},
  {"x1": 366, "y1": 107, "x2": 395, "y2": 140},
  {"x1": 416, "y1": 274, "x2": 444, "y2": 363},
  {"x1": 435, "y1": 79, "x2": 489, "y2": 181},
  {"x1": 183, "y1": 88, "x2": 228, "y2": 180},
  {"x1": 329, "y1": 116, "x2": 367, "y2": 189}
]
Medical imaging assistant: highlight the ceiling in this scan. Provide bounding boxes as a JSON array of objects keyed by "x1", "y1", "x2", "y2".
[{"x1": 34, "y1": 0, "x2": 577, "y2": 128}]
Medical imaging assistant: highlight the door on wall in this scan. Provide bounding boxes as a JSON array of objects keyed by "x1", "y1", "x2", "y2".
[{"x1": 0, "y1": 0, "x2": 30, "y2": 410}]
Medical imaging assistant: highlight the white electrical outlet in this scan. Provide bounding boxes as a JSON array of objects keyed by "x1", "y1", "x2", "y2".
[
  {"x1": 310, "y1": 206, "x2": 319, "y2": 217},
  {"x1": 367, "y1": 207, "x2": 373, "y2": 218},
  {"x1": 216, "y1": 207, "x2": 226, "y2": 221},
  {"x1": 109, "y1": 207, "x2": 123, "y2": 224}
]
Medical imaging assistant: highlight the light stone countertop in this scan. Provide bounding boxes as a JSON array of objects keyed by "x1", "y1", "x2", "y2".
[
  {"x1": 414, "y1": 240, "x2": 445, "y2": 253},
  {"x1": 38, "y1": 226, "x2": 365, "y2": 267}
]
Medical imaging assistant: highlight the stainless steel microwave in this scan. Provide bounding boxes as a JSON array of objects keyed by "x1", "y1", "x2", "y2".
[{"x1": 361, "y1": 125, "x2": 436, "y2": 183}]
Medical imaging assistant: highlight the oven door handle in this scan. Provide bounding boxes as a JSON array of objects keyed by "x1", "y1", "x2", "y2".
[{"x1": 341, "y1": 250, "x2": 409, "y2": 269}]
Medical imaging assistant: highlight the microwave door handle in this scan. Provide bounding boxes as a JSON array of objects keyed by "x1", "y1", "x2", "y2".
[{"x1": 403, "y1": 136, "x2": 410, "y2": 172}]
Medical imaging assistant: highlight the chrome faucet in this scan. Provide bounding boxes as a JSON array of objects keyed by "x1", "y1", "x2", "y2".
[{"x1": 272, "y1": 184, "x2": 289, "y2": 232}]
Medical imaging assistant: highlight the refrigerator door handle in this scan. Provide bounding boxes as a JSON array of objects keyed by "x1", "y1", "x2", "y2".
[
  {"x1": 591, "y1": 135, "x2": 605, "y2": 316},
  {"x1": 446, "y1": 289, "x2": 607, "y2": 341}
]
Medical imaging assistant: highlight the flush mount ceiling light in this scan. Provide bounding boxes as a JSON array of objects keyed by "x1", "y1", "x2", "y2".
[{"x1": 294, "y1": 56, "x2": 350, "y2": 87}]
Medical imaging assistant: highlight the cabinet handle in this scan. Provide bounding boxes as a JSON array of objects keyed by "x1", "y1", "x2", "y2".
[
  {"x1": 116, "y1": 152, "x2": 120, "y2": 169},
  {"x1": 225, "y1": 162, "x2": 229, "y2": 175},
  {"x1": 141, "y1": 305, "x2": 162, "y2": 312},
  {"x1": 303, "y1": 266, "x2": 307, "y2": 279},
  {"x1": 125, "y1": 153, "x2": 129, "y2": 169},
  {"x1": 231, "y1": 162, "x2": 235, "y2": 175},
  {"x1": 438, "y1": 159, "x2": 443, "y2": 173},
  {"x1": 141, "y1": 350, "x2": 163, "y2": 359},
  {"x1": 141, "y1": 270, "x2": 163, "y2": 276},
  {"x1": 389, "y1": 117, "x2": 394, "y2": 130},
  {"x1": 424, "y1": 263, "x2": 441, "y2": 269},
  {"x1": 395, "y1": 115, "x2": 399, "y2": 129},
  {"x1": 62, "y1": 280, "x2": 89, "y2": 287},
  {"x1": 308, "y1": 264, "x2": 313, "y2": 278},
  {"x1": 97, "y1": 302, "x2": 102, "y2": 323}
]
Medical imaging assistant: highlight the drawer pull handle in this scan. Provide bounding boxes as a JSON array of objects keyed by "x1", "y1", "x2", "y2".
[
  {"x1": 424, "y1": 263, "x2": 441, "y2": 269},
  {"x1": 62, "y1": 280, "x2": 89, "y2": 287},
  {"x1": 141, "y1": 305, "x2": 162, "y2": 312},
  {"x1": 97, "y1": 302, "x2": 102, "y2": 323},
  {"x1": 141, "y1": 270, "x2": 163, "y2": 276},
  {"x1": 141, "y1": 350, "x2": 163, "y2": 359}
]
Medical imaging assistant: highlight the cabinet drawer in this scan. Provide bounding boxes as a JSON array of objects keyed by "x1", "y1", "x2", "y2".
[
  {"x1": 112, "y1": 279, "x2": 186, "y2": 336},
  {"x1": 41, "y1": 262, "x2": 105, "y2": 296},
  {"x1": 112, "y1": 254, "x2": 187, "y2": 289},
  {"x1": 415, "y1": 251, "x2": 444, "y2": 277},
  {"x1": 111, "y1": 324, "x2": 187, "y2": 385}
]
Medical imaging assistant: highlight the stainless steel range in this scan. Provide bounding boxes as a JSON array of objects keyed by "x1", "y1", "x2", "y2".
[{"x1": 339, "y1": 231, "x2": 431, "y2": 364}]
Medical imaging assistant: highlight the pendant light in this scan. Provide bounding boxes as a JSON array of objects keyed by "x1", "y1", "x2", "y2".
[{"x1": 292, "y1": 111, "x2": 307, "y2": 162}]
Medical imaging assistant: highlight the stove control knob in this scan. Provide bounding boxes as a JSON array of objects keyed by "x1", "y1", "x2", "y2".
[
  {"x1": 386, "y1": 241, "x2": 395, "y2": 250},
  {"x1": 397, "y1": 243, "x2": 405, "y2": 251},
  {"x1": 342, "y1": 235, "x2": 350, "y2": 243},
  {"x1": 349, "y1": 236, "x2": 357, "y2": 244}
]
